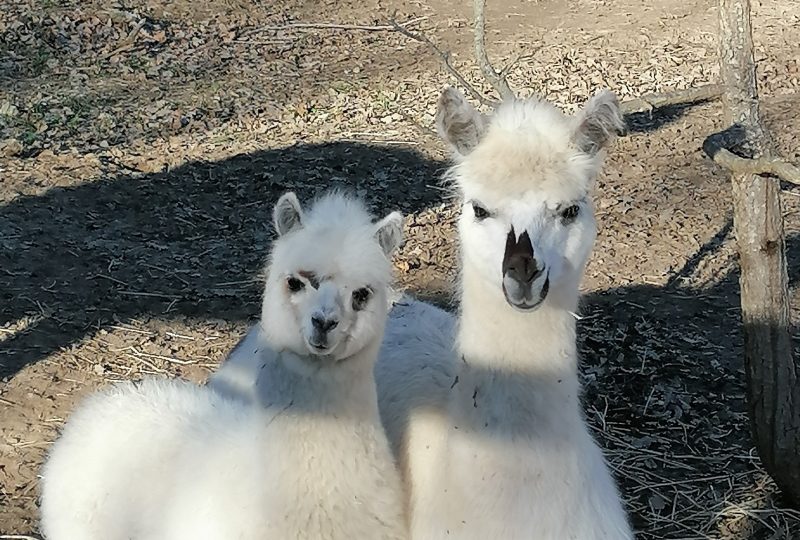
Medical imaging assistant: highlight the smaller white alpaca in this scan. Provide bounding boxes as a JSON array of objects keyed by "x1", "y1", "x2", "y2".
[{"x1": 39, "y1": 191, "x2": 408, "y2": 540}]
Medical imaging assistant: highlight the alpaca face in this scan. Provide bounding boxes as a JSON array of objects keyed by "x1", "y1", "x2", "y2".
[
  {"x1": 261, "y1": 192, "x2": 403, "y2": 363},
  {"x1": 436, "y1": 87, "x2": 625, "y2": 311},
  {"x1": 281, "y1": 272, "x2": 383, "y2": 358},
  {"x1": 459, "y1": 191, "x2": 597, "y2": 310}
]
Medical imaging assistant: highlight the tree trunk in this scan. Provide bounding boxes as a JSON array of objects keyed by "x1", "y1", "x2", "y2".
[{"x1": 719, "y1": 0, "x2": 800, "y2": 505}]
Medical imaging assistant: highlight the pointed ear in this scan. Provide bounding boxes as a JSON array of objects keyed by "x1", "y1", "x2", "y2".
[
  {"x1": 573, "y1": 90, "x2": 627, "y2": 155},
  {"x1": 374, "y1": 211, "x2": 403, "y2": 257},
  {"x1": 435, "y1": 87, "x2": 488, "y2": 157},
  {"x1": 273, "y1": 192, "x2": 304, "y2": 236}
]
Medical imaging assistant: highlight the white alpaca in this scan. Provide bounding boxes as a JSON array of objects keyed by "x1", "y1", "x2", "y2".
[
  {"x1": 375, "y1": 88, "x2": 633, "y2": 539},
  {"x1": 39, "y1": 191, "x2": 408, "y2": 540}
]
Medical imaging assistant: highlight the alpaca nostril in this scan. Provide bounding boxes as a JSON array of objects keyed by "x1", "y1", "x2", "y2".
[
  {"x1": 323, "y1": 319, "x2": 338, "y2": 332},
  {"x1": 507, "y1": 254, "x2": 539, "y2": 284},
  {"x1": 312, "y1": 316, "x2": 338, "y2": 334}
]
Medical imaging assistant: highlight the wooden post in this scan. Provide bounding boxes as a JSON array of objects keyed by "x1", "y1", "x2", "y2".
[{"x1": 718, "y1": 0, "x2": 800, "y2": 504}]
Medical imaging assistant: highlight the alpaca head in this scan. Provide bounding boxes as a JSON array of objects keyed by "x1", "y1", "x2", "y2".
[
  {"x1": 261, "y1": 192, "x2": 403, "y2": 362},
  {"x1": 437, "y1": 87, "x2": 625, "y2": 311}
]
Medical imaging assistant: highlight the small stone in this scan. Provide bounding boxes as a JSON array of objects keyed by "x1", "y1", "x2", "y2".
[
  {"x1": 1, "y1": 138, "x2": 23, "y2": 157},
  {"x1": 0, "y1": 101, "x2": 18, "y2": 117}
]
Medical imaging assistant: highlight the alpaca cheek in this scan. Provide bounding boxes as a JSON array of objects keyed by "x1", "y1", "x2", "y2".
[
  {"x1": 463, "y1": 225, "x2": 504, "y2": 276},
  {"x1": 289, "y1": 296, "x2": 314, "y2": 336}
]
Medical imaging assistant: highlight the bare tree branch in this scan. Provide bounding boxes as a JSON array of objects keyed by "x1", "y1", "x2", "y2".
[
  {"x1": 620, "y1": 84, "x2": 724, "y2": 114},
  {"x1": 389, "y1": 18, "x2": 498, "y2": 108},
  {"x1": 393, "y1": 19, "x2": 728, "y2": 117},
  {"x1": 473, "y1": 0, "x2": 515, "y2": 101},
  {"x1": 389, "y1": 9, "x2": 724, "y2": 118},
  {"x1": 706, "y1": 146, "x2": 800, "y2": 185}
]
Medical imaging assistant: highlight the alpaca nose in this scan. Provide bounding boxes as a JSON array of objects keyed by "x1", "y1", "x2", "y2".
[
  {"x1": 505, "y1": 252, "x2": 543, "y2": 284},
  {"x1": 503, "y1": 228, "x2": 543, "y2": 285},
  {"x1": 312, "y1": 316, "x2": 339, "y2": 334}
]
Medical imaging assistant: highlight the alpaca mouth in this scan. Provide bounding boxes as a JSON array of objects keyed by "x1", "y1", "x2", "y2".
[
  {"x1": 502, "y1": 274, "x2": 549, "y2": 311},
  {"x1": 306, "y1": 337, "x2": 334, "y2": 356}
]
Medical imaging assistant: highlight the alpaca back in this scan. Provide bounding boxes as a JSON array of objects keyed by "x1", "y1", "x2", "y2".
[
  {"x1": 41, "y1": 375, "x2": 407, "y2": 540},
  {"x1": 40, "y1": 378, "x2": 242, "y2": 540}
]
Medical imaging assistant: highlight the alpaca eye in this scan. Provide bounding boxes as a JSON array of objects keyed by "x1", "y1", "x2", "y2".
[
  {"x1": 286, "y1": 277, "x2": 305, "y2": 293},
  {"x1": 560, "y1": 205, "x2": 580, "y2": 222},
  {"x1": 352, "y1": 287, "x2": 372, "y2": 311},
  {"x1": 472, "y1": 203, "x2": 490, "y2": 221}
]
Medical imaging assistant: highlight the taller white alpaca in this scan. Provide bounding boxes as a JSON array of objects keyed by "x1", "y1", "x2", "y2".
[
  {"x1": 376, "y1": 87, "x2": 633, "y2": 539},
  {"x1": 40, "y1": 191, "x2": 408, "y2": 540}
]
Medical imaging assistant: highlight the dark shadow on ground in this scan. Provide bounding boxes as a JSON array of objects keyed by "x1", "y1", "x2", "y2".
[
  {"x1": 0, "y1": 141, "x2": 446, "y2": 378},
  {"x1": 577, "y1": 233, "x2": 800, "y2": 536},
  {"x1": 624, "y1": 101, "x2": 713, "y2": 135}
]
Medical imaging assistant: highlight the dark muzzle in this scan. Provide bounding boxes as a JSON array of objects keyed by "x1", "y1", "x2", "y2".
[
  {"x1": 503, "y1": 228, "x2": 543, "y2": 285},
  {"x1": 501, "y1": 227, "x2": 549, "y2": 311}
]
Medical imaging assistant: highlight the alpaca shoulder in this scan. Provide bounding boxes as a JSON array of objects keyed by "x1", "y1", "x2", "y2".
[
  {"x1": 375, "y1": 296, "x2": 457, "y2": 463},
  {"x1": 207, "y1": 325, "x2": 269, "y2": 403}
]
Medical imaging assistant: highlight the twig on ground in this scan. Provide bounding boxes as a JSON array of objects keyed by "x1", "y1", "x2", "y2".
[
  {"x1": 620, "y1": 84, "x2": 724, "y2": 114},
  {"x1": 393, "y1": 107, "x2": 440, "y2": 138},
  {"x1": 473, "y1": 0, "x2": 515, "y2": 101},
  {"x1": 118, "y1": 290, "x2": 182, "y2": 299},
  {"x1": 127, "y1": 347, "x2": 204, "y2": 365},
  {"x1": 389, "y1": 18, "x2": 497, "y2": 108},
  {"x1": 244, "y1": 16, "x2": 427, "y2": 37},
  {"x1": 99, "y1": 18, "x2": 146, "y2": 61}
]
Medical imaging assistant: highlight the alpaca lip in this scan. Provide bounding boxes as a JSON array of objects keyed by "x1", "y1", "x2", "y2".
[
  {"x1": 508, "y1": 298, "x2": 543, "y2": 312},
  {"x1": 306, "y1": 338, "x2": 334, "y2": 356},
  {"x1": 502, "y1": 274, "x2": 549, "y2": 311}
]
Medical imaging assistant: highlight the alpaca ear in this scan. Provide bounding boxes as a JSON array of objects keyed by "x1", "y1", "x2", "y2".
[
  {"x1": 273, "y1": 192, "x2": 304, "y2": 236},
  {"x1": 572, "y1": 90, "x2": 627, "y2": 155},
  {"x1": 374, "y1": 211, "x2": 403, "y2": 257},
  {"x1": 435, "y1": 87, "x2": 488, "y2": 157}
]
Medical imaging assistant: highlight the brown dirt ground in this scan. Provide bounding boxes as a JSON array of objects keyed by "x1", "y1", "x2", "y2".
[{"x1": 2, "y1": 0, "x2": 800, "y2": 538}]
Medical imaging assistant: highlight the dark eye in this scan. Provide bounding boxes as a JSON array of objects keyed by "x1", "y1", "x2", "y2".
[
  {"x1": 287, "y1": 277, "x2": 305, "y2": 292},
  {"x1": 560, "y1": 204, "x2": 580, "y2": 222},
  {"x1": 352, "y1": 287, "x2": 372, "y2": 311},
  {"x1": 472, "y1": 203, "x2": 490, "y2": 220}
]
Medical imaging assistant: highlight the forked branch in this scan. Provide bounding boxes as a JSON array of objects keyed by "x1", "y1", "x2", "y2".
[
  {"x1": 389, "y1": 17, "x2": 498, "y2": 108},
  {"x1": 390, "y1": 7, "x2": 724, "y2": 115},
  {"x1": 473, "y1": 0, "x2": 515, "y2": 101},
  {"x1": 704, "y1": 139, "x2": 800, "y2": 185}
]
